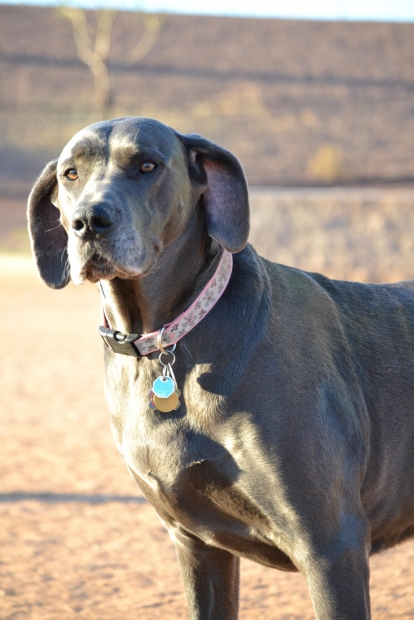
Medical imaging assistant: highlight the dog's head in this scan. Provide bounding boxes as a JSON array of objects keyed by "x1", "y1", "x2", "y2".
[{"x1": 27, "y1": 117, "x2": 249, "y2": 289}]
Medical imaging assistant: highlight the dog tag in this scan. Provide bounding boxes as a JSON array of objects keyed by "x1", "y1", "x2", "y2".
[
  {"x1": 153, "y1": 391, "x2": 180, "y2": 413},
  {"x1": 153, "y1": 376, "x2": 175, "y2": 399},
  {"x1": 148, "y1": 396, "x2": 157, "y2": 410},
  {"x1": 148, "y1": 329, "x2": 182, "y2": 413},
  {"x1": 148, "y1": 389, "x2": 180, "y2": 412}
]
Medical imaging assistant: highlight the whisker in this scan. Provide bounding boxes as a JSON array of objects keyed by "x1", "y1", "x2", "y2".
[{"x1": 43, "y1": 224, "x2": 63, "y2": 234}]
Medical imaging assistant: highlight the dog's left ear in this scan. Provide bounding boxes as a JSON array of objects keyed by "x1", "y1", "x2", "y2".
[
  {"x1": 180, "y1": 133, "x2": 250, "y2": 253},
  {"x1": 27, "y1": 159, "x2": 70, "y2": 289}
]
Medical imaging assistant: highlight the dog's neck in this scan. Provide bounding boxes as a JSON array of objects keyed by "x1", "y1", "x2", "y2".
[{"x1": 99, "y1": 211, "x2": 223, "y2": 336}]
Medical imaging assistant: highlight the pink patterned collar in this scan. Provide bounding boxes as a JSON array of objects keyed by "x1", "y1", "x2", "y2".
[{"x1": 100, "y1": 250, "x2": 233, "y2": 357}]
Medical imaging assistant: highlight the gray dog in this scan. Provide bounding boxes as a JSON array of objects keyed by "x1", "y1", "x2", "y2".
[{"x1": 28, "y1": 116, "x2": 414, "y2": 619}]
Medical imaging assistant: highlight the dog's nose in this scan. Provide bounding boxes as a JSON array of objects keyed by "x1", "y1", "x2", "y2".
[{"x1": 72, "y1": 205, "x2": 114, "y2": 238}]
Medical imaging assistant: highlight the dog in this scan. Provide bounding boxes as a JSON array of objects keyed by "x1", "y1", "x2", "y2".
[{"x1": 28, "y1": 116, "x2": 414, "y2": 619}]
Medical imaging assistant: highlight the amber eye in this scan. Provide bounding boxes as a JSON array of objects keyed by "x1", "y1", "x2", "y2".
[
  {"x1": 140, "y1": 161, "x2": 156, "y2": 173},
  {"x1": 65, "y1": 168, "x2": 78, "y2": 181}
]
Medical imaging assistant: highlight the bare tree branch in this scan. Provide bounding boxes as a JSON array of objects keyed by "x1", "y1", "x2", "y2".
[
  {"x1": 95, "y1": 10, "x2": 116, "y2": 62},
  {"x1": 58, "y1": 8, "x2": 165, "y2": 116},
  {"x1": 59, "y1": 8, "x2": 116, "y2": 113},
  {"x1": 125, "y1": 13, "x2": 165, "y2": 66}
]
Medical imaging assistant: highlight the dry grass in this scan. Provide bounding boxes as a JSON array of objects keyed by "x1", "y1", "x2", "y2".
[{"x1": 249, "y1": 187, "x2": 414, "y2": 282}]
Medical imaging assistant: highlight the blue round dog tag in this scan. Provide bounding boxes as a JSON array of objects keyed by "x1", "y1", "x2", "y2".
[{"x1": 153, "y1": 376, "x2": 175, "y2": 399}]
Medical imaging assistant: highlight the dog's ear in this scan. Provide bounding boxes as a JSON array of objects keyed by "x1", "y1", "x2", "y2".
[
  {"x1": 180, "y1": 133, "x2": 250, "y2": 253},
  {"x1": 27, "y1": 159, "x2": 70, "y2": 289}
]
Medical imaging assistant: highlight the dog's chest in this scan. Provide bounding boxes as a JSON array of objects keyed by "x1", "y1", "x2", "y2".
[
  {"x1": 121, "y1": 419, "x2": 251, "y2": 518},
  {"x1": 104, "y1": 360, "x2": 298, "y2": 570},
  {"x1": 118, "y1": 417, "x2": 295, "y2": 570},
  {"x1": 107, "y1": 366, "x2": 238, "y2": 502},
  {"x1": 119, "y1": 409, "x2": 227, "y2": 496}
]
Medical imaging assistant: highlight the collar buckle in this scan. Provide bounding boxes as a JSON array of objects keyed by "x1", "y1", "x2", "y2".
[{"x1": 99, "y1": 326, "x2": 141, "y2": 358}]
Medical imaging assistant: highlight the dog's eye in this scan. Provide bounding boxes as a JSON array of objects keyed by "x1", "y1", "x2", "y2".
[
  {"x1": 65, "y1": 169, "x2": 79, "y2": 181},
  {"x1": 140, "y1": 161, "x2": 156, "y2": 173}
]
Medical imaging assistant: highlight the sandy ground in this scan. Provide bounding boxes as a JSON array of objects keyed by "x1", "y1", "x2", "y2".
[{"x1": 1, "y1": 261, "x2": 414, "y2": 620}]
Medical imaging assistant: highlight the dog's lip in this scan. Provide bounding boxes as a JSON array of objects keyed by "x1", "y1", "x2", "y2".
[
  {"x1": 83, "y1": 252, "x2": 153, "y2": 282},
  {"x1": 83, "y1": 253, "x2": 116, "y2": 280},
  {"x1": 88, "y1": 252, "x2": 112, "y2": 267},
  {"x1": 89, "y1": 253, "x2": 108, "y2": 266}
]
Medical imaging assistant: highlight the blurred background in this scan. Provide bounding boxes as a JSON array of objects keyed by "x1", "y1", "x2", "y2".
[
  {"x1": 1, "y1": 2, "x2": 414, "y2": 619},
  {"x1": 1, "y1": 0, "x2": 414, "y2": 279}
]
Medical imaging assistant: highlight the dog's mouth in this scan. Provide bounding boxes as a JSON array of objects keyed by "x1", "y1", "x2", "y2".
[
  {"x1": 69, "y1": 232, "x2": 160, "y2": 284},
  {"x1": 84, "y1": 253, "x2": 117, "y2": 283},
  {"x1": 79, "y1": 252, "x2": 155, "y2": 284}
]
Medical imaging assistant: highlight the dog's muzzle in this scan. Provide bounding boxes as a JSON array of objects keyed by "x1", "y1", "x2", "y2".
[{"x1": 72, "y1": 204, "x2": 114, "y2": 240}]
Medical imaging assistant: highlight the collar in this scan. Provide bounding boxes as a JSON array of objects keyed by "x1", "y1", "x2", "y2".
[{"x1": 99, "y1": 249, "x2": 233, "y2": 358}]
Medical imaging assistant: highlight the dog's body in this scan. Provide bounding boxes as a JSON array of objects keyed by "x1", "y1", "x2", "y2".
[{"x1": 28, "y1": 117, "x2": 414, "y2": 619}]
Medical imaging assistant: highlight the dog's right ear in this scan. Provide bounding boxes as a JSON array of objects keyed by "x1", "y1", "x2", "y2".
[
  {"x1": 27, "y1": 160, "x2": 70, "y2": 289},
  {"x1": 179, "y1": 133, "x2": 249, "y2": 253}
]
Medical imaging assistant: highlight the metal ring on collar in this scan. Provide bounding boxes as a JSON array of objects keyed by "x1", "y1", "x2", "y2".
[
  {"x1": 159, "y1": 350, "x2": 176, "y2": 367},
  {"x1": 157, "y1": 326, "x2": 176, "y2": 358}
]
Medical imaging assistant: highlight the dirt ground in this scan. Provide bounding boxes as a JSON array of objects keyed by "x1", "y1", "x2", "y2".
[{"x1": 1, "y1": 259, "x2": 414, "y2": 620}]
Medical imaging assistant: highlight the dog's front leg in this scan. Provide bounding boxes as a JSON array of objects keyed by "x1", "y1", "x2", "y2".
[
  {"x1": 302, "y1": 518, "x2": 371, "y2": 619},
  {"x1": 171, "y1": 528, "x2": 240, "y2": 620}
]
